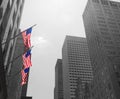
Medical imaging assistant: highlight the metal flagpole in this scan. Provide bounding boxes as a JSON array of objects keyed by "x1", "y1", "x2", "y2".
[
  {"x1": 7, "y1": 46, "x2": 34, "y2": 78},
  {"x1": 8, "y1": 66, "x2": 29, "y2": 78},
  {"x1": 5, "y1": 46, "x2": 34, "y2": 69},
  {"x1": 2, "y1": 24, "x2": 37, "y2": 45}
]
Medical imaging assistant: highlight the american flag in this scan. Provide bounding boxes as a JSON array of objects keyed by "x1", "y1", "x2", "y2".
[
  {"x1": 22, "y1": 49, "x2": 32, "y2": 69},
  {"x1": 24, "y1": 68, "x2": 30, "y2": 73},
  {"x1": 21, "y1": 69, "x2": 28, "y2": 85},
  {"x1": 22, "y1": 28, "x2": 32, "y2": 48}
]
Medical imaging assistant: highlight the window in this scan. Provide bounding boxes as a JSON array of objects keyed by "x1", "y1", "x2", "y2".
[
  {"x1": 108, "y1": 21, "x2": 116, "y2": 25},
  {"x1": 101, "y1": 0, "x2": 108, "y2": 5},
  {"x1": 92, "y1": 0, "x2": 99, "y2": 3},
  {"x1": 103, "y1": 36, "x2": 111, "y2": 40},
  {"x1": 97, "y1": 19, "x2": 106, "y2": 23},
  {"x1": 110, "y1": 1, "x2": 118, "y2": 8},
  {"x1": 113, "y1": 34, "x2": 120, "y2": 37},
  {"x1": 104, "y1": 45, "x2": 114, "y2": 49},
  {"x1": 97, "y1": 16, "x2": 105, "y2": 20},
  {"x1": 104, "y1": 10, "x2": 112, "y2": 15},
  {"x1": 101, "y1": 31, "x2": 109, "y2": 35},
  {"x1": 111, "y1": 29, "x2": 119, "y2": 33},
  {"x1": 107, "y1": 51, "x2": 116, "y2": 55}
]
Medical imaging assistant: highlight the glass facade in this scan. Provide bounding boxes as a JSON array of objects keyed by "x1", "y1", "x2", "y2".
[
  {"x1": 0, "y1": 0, "x2": 25, "y2": 99},
  {"x1": 83, "y1": 0, "x2": 120, "y2": 99},
  {"x1": 62, "y1": 36, "x2": 93, "y2": 99}
]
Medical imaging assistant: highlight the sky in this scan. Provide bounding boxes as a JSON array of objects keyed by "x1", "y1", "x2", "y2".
[{"x1": 20, "y1": 0, "x2": 120, "y2": 99}]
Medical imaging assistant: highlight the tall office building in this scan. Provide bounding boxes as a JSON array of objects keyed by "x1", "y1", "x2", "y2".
[
  {"x1": 0, "y1": 0, "x2": 25, "y2": 99},
  {"x1": 54, "y1": 59, "x2": 63, "y2": 99},
  {"x1": 62, "y1": 36, "x2": 93, "y2": 99},
  {"x1": 83, "y1": 0, "x2": 120, "y2": 99}
]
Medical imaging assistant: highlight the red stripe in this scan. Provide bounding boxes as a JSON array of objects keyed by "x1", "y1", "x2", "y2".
[
  {"x1": 21, "y1": 70, "x2": 28, "y2": 85},
  {"x1": 22, "y1": 54, "x2": 32, "y2": 69},
  {"x1": 22, "y1": 31, "x2": 31, "y2": 48}
]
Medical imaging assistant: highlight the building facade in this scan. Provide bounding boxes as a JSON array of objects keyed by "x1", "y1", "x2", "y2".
[
  {"x1": 54, "y1": 59, "x2": 63, "y2": 99},
  {"x1": 83, "y1": 0, "x2": 120, "y2": 99},
  {"x1": 62, "y1": 36, "x2": 93, "y2": 99},
  {"x1": 0, "y1": 0, "x2": 25, "y2": 99}
]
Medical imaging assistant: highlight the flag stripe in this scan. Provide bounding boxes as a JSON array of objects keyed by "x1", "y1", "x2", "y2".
[
  {"x1": 21, "y1": 69, "x2": 28, "y2": 85},
  {"x1": 22, "y1": 28, "x2": 32, "y2": 48},
  {"x1": 22, "y1": 55, "x2": 32, "y2": 69}
]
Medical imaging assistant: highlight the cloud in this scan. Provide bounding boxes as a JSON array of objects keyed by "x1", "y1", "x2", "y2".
[{"x1": 31, "y1": 36, "x2": 50, "y2": 48}]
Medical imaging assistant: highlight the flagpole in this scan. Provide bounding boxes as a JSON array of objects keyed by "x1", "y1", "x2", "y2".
[
  {"x1": 14, "y1": 24, "x2": 37, "y2": 38},
  {"x1": 5, "y1": 46, "x2": 34, "y2": 69},
  {"x1": 22, "y1": 24, "x2": 37, "y2": 32},
  {"x1": 2, "y1": 24, "x2": 37, "y2": 45},
  {"x1": 8, "y1": 66, "x2": 30, "y2": 78}
]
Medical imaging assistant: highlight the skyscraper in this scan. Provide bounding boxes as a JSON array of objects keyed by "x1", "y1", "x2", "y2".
[
  {"x1": 62, "y1": 36, "x2": 93, "y2": 99},
  {"x1": 83, "y1": 0, "x2": 120, "y2": 98},
  {"x1": 0, "y1": 0, "x2": 25, "y2": 99},
  {"x1": 54, "y1": 59, "x2": 63, "y2": 99}
]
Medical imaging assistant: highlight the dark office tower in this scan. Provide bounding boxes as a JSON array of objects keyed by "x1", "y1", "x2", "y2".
[
  {"x1": 62, "y1": 36, "x2": 93, "y2": 99},
  {"x1": 0, "y1": 0, "x2": 25, "y2": 99},
  {"x1": 54, "y1": 59, "x2": 63, "y2": 99},
  {"x1": 83, "y1": 0, "x2": 120, "y2": 99}
]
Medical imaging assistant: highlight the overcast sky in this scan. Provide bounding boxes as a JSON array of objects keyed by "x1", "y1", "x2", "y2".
[{"x1": 20, "y1": 0, "x2": 120, "y2": 99}]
